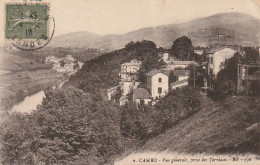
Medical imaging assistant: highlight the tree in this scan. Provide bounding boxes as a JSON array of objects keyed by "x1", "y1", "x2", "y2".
[
  {"x1": 153, "y1": 86, "x2": 202, "y2": 132},
  {"x1": 170, "y1": 36, "x2": 193, "y2": 60},
  {"x1": 120, "y1": 103, "x2": 154, "y2": 140},
  {"x1": 169, "y1": 71, "x2": 177, "y2": 83},
  {"x1": 209, "y1": 53, "x2": 240, "y2": 100},
  {"x1": 186, "y1": 64, "x2": 198, "y2": 87},
  {"x1": 0, "y1": 113, "x2": 40, "y2": 164},
  {"x1": 243, "y1": 47, "x2": 259, "y2": 62},
  {"x1": 215, "y1": 53, "x2": 239, "y2": 93},
  {"x1": 137, "y1": 65, "x2": 146, "y2": 83}
]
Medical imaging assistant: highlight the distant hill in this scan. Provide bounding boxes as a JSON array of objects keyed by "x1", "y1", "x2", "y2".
[{"x1": 49, "y1": 12, "x2": 260, "y2": 49}]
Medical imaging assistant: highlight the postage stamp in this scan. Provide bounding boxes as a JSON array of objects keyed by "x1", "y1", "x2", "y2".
[
  {"x1": 4, "y1": 2, "x2": 54, "y2": 50},
  {"x1": 5, "y1": 3, "x2": 48, "y2": 40}
]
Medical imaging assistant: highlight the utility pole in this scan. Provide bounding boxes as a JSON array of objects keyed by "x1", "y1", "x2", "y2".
[
  {"x1": 217, "y1": 33, "x2": 221, "y2": 44},
  {"x1": 193, "y1": 65, "x2": 196, "y2": 87}
]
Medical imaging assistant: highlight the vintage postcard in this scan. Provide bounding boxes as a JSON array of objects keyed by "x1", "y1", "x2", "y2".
[{"x1": 0, "y1": 0, "x2": 259, "y2": 164}]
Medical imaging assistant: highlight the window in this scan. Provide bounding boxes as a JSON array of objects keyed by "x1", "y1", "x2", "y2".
[
  {"x1": 158, "y1": 78, "x2": 162, "y2": 83},
  {"x1": 158, "y1": 87, "x2": 162, "y2": 94}
]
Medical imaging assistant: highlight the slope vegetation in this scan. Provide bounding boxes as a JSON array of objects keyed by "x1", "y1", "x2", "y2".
[{"x1": 141, "y1": 95, "x2": 259, "y2": 154}]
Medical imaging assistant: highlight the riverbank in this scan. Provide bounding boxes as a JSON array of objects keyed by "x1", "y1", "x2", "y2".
[
  {"x1": 9, "y1": 91, "x2": 45, "y2": 114},
  {"x1": 0, "y1": 75, "x2": 66, "y2": 112},
  {"x1": 0, "y1": 65, "x2": 82, "y2": 112}
]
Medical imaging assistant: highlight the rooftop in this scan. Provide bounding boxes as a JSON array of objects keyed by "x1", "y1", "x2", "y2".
[
  {"x1": 169, "y1": 61, "x2": 198, "y2": 66},
  {"x1": 194, "y1": 50, "x2": 203, "y2": 55},
  {"x1": 146, "y1": 69, "x2": 170, "y2": 77},
  {"x1": 208, "y1": 46, "x2": 238, "y2": 54},
  {"x1": 170, "y1": 79, "x2": 188, "y2": 87},
  {"x1": 174, "y1": 70, "x2": 190, "y2": 76},
  {"x1": 107, "y1": 85, "x2": 120, "y2": 92},
  {"x1": 133, "y1": 88, "x2": 151, "y2": 99}
]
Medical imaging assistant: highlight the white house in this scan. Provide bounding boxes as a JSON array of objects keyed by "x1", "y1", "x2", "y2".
[
  {"x1": 45, "y1": 55, "x2": 60, "y2": 64},
  {"x1": 160, "y1": 52, "x2": 171, "y2": 63},
  {"x1": 165, "y1": 61, "x2": 175, "y2": 70},
  {"x1": 65, "y1": 55, "x2": 75, "y2": 62},
  {"x1": 207, "y1": 46, "x2": 238, "y2": 76},
  {"x1": 52, "y1": 60, "x2": 74, "y2": 73},
  {"x1": 120, "y1": 80, "x2": 134, "y2": 96},
  {"x1": 119, "y1": 76, "x2": 141, "y2": 96},
  {"x1": 146, "y1": 69, "x2": 169, "y2": 99},
  {"x1": 119, "y1": 59, "x2": 142, "y2": 80},
  {"x1": 64, "y1": 63, "x2": 74, "y2": 72},
  {"x1": 133, "y1": 88, "x2": 152, "y2": 105},
  {"x1": 171, "y1": 79, "x2": 188, "y2": 90}
]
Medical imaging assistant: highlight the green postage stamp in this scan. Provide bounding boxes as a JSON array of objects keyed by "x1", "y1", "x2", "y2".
[{"x1": 5, "y1": 3, "x2": 49, "y2": 40}]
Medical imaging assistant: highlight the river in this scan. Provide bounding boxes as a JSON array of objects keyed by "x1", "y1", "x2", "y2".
[
  {"x1": 10, "y1": 90, "x2": 45, "y2": 114},
  {"x1": 9, "y1": 61, "x2": 83, "y2": 114},
  {"x1": 9, "y1": 78, "x2": 70, "y2": 114}
]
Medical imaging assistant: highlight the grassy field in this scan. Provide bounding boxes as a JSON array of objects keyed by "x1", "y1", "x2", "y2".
[{"x1": 0, "y1": 51, "x2": 50, "y2": 71}]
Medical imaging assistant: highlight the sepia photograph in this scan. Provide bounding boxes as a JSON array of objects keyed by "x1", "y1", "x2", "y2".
[{"x1": 0, "y1": 0, "x2": 259, "y2": 164}]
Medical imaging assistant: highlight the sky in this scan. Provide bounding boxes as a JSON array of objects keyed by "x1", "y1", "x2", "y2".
[
  {"x1": 0, "y1": 0, "x2": 260, "y2": 42},
  {"x1": 50, "y1": 0, "x2": 260, "y2": 36}
]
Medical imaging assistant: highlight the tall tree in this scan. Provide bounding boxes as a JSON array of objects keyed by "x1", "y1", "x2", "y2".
[
  {"x1": 243, "y1": 47, "x2": 259, "y2": 62},
  {"x1": 170, "y1": 36, "x2": 193, "y2": 60},
  {"x1": 169, "y1": 71, "x2": 177, "y2": 83},
  {"x1": 215, "y1": 53, "x2": 240, "y2": 94}
]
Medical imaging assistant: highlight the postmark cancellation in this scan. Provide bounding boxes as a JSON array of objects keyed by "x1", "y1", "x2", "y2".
[{"x1": 4, "y1": 1, "x2": 54, "y2": 50}]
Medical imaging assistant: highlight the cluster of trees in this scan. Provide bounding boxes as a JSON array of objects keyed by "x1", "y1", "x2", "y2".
[
  {"x1": 170, "y1": 36, "x2": 193, "y2": 60},
  {"x1": 170, "y1": 36, "x2": 204, "y2": 63},
  {"x1": 0, "y1": 86, "x2": 203, "y2": 164},
  {"x1": 67, "y1": 40, "x2": 165, "y2": 94},
  {"x1": 0, "y1": 87, "x2": 126, "y2": 164},
  {"x1": 66, "y1": 37, "x2": 207, "y2": 96},
  {"x1": 207, "y1": 53, "x2": 240, "y2": 100},
  {"x1": 243, "y1": 47, "x2": 260, "y2": 62},
  {"x1": 120, "y1": 87, "x2": 203, "y2": 140}
]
